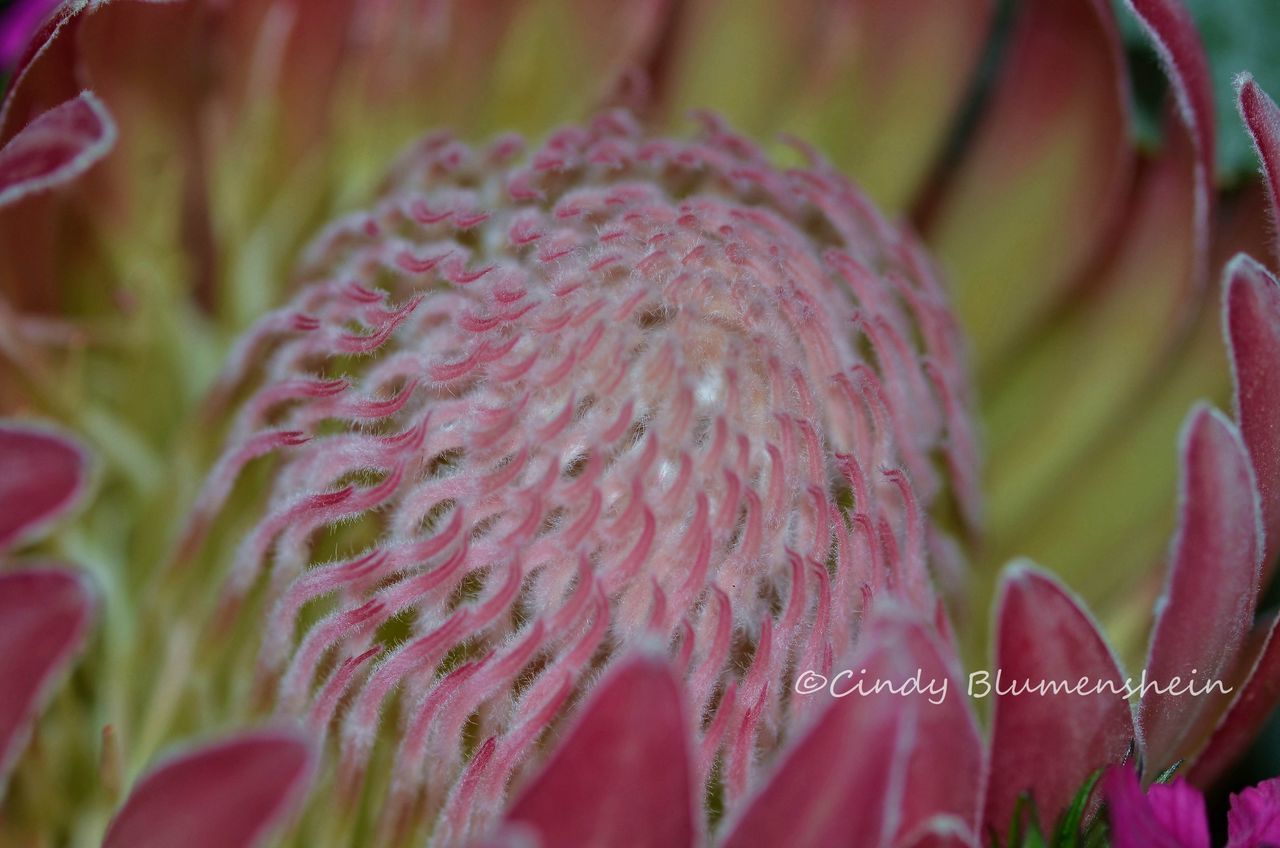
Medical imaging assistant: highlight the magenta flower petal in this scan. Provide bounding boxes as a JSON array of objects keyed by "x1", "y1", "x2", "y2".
[
  {"x1": 0, "y1": 0, "x2": 79, "y2": 141},
  {"x1": 1104, "y1": 767, "x2": 1210, "y2": 848},
  {"x1": 1226, "y1": 776, "x2": 1280, "y2": 846},
  {"x1": 0, "y1": 0, "x2": 61, "y2": 68},
  {"x1": 0, "y1": 567, "x2": 94, "y2": 792},
  {"x1": 1140, "y1": 405, "x2": 1263, "y2": 774},
  {"x1": 984, "y1": 565, "x2": 1135, "y2": 837},
  {"x1": 103, "y1": 730, "x2": 315, "y2": 848},
  {"x1": 497, "y1": 654, "x2": 696, "y2": 848},
  {"x1": 0, "y1": 90, "x2": 115, "y2": 209},
  {"x1": 1224, "y1": 253, "x2": 1280, "y2": 578},
  {"x1": 0, "y1": 422, "x2": 87, "y2": 552},
  {"x1": 1238, "y1": 75, "x2": 1280, "y2": 268}
]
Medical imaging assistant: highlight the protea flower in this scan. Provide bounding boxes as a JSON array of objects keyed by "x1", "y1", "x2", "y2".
[{"x1": 3, "y1": 0, "x2": 1280, "y2": 846}]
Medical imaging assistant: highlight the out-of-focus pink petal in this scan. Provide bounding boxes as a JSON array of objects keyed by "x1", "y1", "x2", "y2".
[
  {"x1": 782, "y1": 0, "x2": 996, "y2": 211},
  {"x1": 984, "y1": 565, "x2": 1135, "y2": 838},
  {"x1": 1225, "y1": 253, "x2": 1280, "y2": 579},
  {"x1": 0, "y1": 90, "x2": 115, "y2": 209},
  {"x1": 722, "y1": 608, "x2": 974, "y2": 848},
  {"x1": 923, "y1": 0, "x2": 1132, "y2": 369},
  {"x1": 0, "y1": 567, "x2": 94, "y2": 791},
  {"x1": 1226, "y1": 776, "x2": 1280, "y2": 846},
  {"x1": 0, "y1": 421, "x2": 88, "y2": 551},
  {"x1": 985, "y1": 104, "x2": 1202, "y2": 569},
  {"x1": 663, "y1": 0, "x2": 995, "y2": 210},
  {"x1": 1104, "y1": 767, "x2": 1209, "y2": 848},
  {"x1": 1238, "y1": 76, "x2": 1280, "y2": 268},
  {"x1": 1140, "y1": 406, "x2": 1263, "y2": 775},
  {"x1": 499, "y1": 654, "x2": 696, "y2": 848},
  {"x1": 103, "y1": 729, "x2": 315, "y2": 848},
  {"x1": 659, "y1": 0, "x2": 826, "y2": 136},
  {"x1": 1123, "y1": 0, "x2": 1214, "y2": 288},
  {"x1": 900, "y1": 818, "x2": 980, "y2": 848}
]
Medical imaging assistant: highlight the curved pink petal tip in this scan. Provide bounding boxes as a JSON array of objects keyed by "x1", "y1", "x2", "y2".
[
  {"x1": 1140, "y1": 405, "x2": 1262, "y2": 774},
  {"x1": 0, "y1": 567, "x2": 94, "y2": 790},
  {"x1": 499, "y1": 654, "x2": 696, "y2": 848},
  {"x1": 1124, "y1": 0, "x2": 1214, "y2": 288},
  {"x1": 1225, "y1": 254, "x2": 1280, "y2": 576},
  {"x1": 0, "y1": 422, "x2": 88, "y2": 552},
  {"x1": 0, "y1": 90, "x2": 115, "y2": 209},
  {"x1": 1238, "y1": 76, "x2": 1280, "y2": 268},
  {"x1": 985, "y1": 565, "x2": 1135, "y2": 838},
  {"x1": 103, "y1": 730, "x2": 315, "y2": 848}
]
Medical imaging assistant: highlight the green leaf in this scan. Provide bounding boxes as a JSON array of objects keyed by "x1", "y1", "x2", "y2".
[
  {"x1": 1053, "y1": 769, "x2": 1103, "y2": 847},
  {"x1": 1008, "y1": 793, "x2": 1048, "y2": 848},
  {"x1": 1152, "y1": 759, "x2": 1184, "y2": 784}
]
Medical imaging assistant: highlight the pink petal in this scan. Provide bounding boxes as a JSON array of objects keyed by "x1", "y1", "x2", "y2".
[
  {"x1": 881, "y1": 611, "x2": 984, "y2": 841},
  {"x1": 722, "y1": 609, "x2": 977, "y2": 848},
  {"x1": 0, "y1": 421, "x2": 88, "y2": 552},
  {"x1": 790, "y1": 0, "x2": 998, "y2": 211},
  {"x1": 1123, "y1": 0, "x2": 1214, "y2": 288},
  {"x1": 0, "y1": 567, "x2": 94, "y2": 790},
  {"x1": 103, "y1": 729, "x2": 315, "y2": 848},
  {"x1": 1226, "y1": 776, "x2": 1280, "y2": 846},
  {"x1": 899, "y1": 818, "x2": 980, "y2": 848},
  {"x1": 923, "y1": 0, "x2": 1132, "y2": 368},
  {"x1": 1188, "y1": 611, "x2": 1280, "y2": 785},
  {"x1": 984, "y1": 565, "x2": 1135, "y2": 837},
  {"x1": 499, "y1": 654, "x2": 697, "y2": 848},
  {"x1": 1140, "y1": 405, "x2": 1263, "y2": 775},
  {"x1": 0, "y1": 90, "x2": 116, "y2": 209},
  {"x1": 983, "y1": 88, "x2": 1203, "y2": 570},
  {"x1": 1237, "y1": 76, "x2": 1280, "y2": 268},
  {"x1": 1104, "y1": 767, "x2": 1209, "y2": 848},
  {"x1": 1225, "y1": 253, "x2": 1280, "y2": 579}
]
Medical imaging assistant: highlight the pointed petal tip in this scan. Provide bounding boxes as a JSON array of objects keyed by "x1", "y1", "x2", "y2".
[
  {"x1": 1141, "y1": 401, "x2": 1262, "y2": 774},
  {"x1": 1236, "y1": 76, "x2": 1280, "y2": 267},
  {"x1": 0, "y1": 566, "x2": 96, "y2": 791},
  {"x1": 500, "y1": 652, "x2": 695, "y2": 848},
  {"x1": 986, "y1": 559, "x2": 1134, "y2": 837},
  {"x1": 103, "y1": 728, "x2": 316, "y2": 848},
  {"x1": 0, "y1": 420, "x2": 90, "y2": 552},
  {"x1": 0, "y1": 89, "x2": 116, "y2": 210}
]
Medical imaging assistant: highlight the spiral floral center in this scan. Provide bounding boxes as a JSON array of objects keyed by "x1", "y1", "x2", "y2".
[{"x1": 185, "y1": 112, "x2": 978, "y2": 842}]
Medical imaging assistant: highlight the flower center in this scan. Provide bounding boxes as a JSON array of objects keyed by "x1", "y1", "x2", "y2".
[{"x1": 183, "y1": 111, "x2": 978, "y2": 842}]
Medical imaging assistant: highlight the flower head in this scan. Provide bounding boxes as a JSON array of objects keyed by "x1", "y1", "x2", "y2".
[{"x1": 183, "y1": 112, "x2": 976, "y2": 842}]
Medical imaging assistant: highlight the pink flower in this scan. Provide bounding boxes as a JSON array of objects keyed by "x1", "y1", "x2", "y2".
[
  {"x1": 3, "y1": 0, "x2": 1280, "y2": 846},
  {"x1": 1106, "y1": 766, "x2": 1280, "y2": 848}
]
